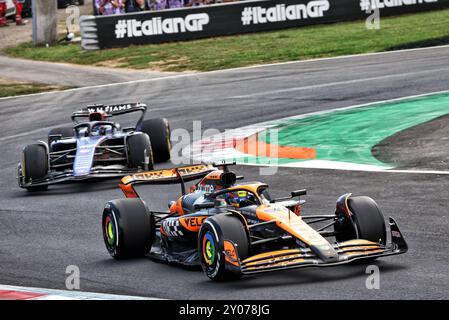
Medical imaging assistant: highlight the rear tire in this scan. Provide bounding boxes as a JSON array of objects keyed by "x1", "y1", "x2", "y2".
[
  {"x1": 198, "y1": 214, "x2": 249, "y2": 281},
  {"x1": 48, "y1": 127, "x2": 73, "y2": 146},
  {"x1": 126, "y1": 133, "x2": 154, "y2": 170},
  {"x1": 140, "y1": 118, "x2": 171, "y2": 163},
  {"x1": 22, "y1": 144, "x2": 49, "y2": 192},
  {"x1": 335, "y1": 196, "x2": 386, "y2": 244},
  {"x1": 102, "y1": 199, "x2": 155, "y2": 259}
]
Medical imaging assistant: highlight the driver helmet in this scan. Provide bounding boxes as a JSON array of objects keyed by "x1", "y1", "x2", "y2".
[
  {"x1": 225, "y1": 190, "x2": 249, "y2": 207},
  {"x1": 89, "y1": 111, "x2": 107, "y2": 122}
]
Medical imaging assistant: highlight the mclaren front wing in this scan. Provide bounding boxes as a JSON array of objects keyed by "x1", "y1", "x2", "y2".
[{"x1": 226, "y1": 217, "x2": 407, "y2": 275}]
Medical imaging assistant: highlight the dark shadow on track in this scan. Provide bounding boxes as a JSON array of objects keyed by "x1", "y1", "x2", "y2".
[
  {"x1": 12, "y1": 179, "x2": 120, "y2": 197},
  {"x1": 196, "y1": 262, "x2": 408, "y2": 289},
  {"x1": 95, "y1": 253, "x2": 407, "y2": 289},
  {"x1": 95, "y1": 256, "x2": 203, "y2": 272},
  {"x1": 12, "y1": 162, "x2": 177, "y2": 197}
]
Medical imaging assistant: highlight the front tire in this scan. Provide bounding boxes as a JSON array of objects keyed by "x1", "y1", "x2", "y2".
[
  {"x1": 22, "y1": 144, "x2": 49, "y2": 191},
  {"x1": 335, "y1": 196, "x2": 387, "y2": 244},
  {"x1": 198, "y1": 214, "x2": 249, "y2": 281},
  {"x1": 102, "y1": 199, "x2": 155, "y2": 259},
  {"x1": 140, "y1": 118, "x2": 171, "y2": 163},
  {"x1": 126, "y1": 133, "x2": 154, "y2": 170}
]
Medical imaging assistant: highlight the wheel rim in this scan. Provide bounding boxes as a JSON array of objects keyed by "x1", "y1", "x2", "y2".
[
  {"x1": 202, "y1": 232, "x2": 217, "y2": 267},
  {"x1": 165, "y1": 122, "x2": 172, "y2": 151},
  {"x1": 104, "y1": 213, "x2": 117, "y2": 249}
]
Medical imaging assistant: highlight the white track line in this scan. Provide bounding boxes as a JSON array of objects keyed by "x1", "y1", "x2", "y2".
[
  {"x1": 1, "y1": 44, "x2": 449, "y2": 101},
  {"x1": 233, "y1": 88, "x2": 449, "y2": 126},
  {"x1": 0, "y1": 284, "x2": 161, "y2": 300},
  {"x1": 238, "y1": 162, "x2": 449, "y2": 175},
  {"x1": 230, "y1": 67, "x2": 449, "y2": 99}
]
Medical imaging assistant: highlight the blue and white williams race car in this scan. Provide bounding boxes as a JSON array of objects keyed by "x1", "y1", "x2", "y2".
[{"x1": 18, "y1": 103, "x2": 171, "y2": 191}]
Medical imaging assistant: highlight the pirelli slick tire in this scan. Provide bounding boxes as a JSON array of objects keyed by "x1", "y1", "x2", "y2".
[
  {"x1": 140, "y1": 118, "x2": 171, "y2": 163},
  {"x1": 198, "y1": 214, "x2": 249, "y2": 281},
  {"x1": 48, "y1": 126, "x2": 74, "y2": 146},
  {"x1": 102, "y1": 199, "x2": 155, "y2": 259},
  {"x1": 126, "y1": 133, "x2": 154, "y2": 170},
  {"x1": 22, "y1": 144, "x2": 49, "y2": 192},
  {"x1": 335, "y1": 196, "x2": 387, "y2": 245}
]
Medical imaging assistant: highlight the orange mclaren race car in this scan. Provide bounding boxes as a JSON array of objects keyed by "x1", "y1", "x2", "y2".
[{"x1": 101, "y1": 163, "x2": 408, "y2": 281}]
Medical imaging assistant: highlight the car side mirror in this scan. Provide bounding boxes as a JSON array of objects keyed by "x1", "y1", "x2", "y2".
[
  {"x1": 194, "y1": 202, "x2": 215, "y2": 210},
  {"x1": 291, "y1": 189, "x2": 307, "y2": 197},
  {"x1": 220, "y1": 171, "x2": 237, "y2": 187},
  {"x1": 48, "y1": 134, "x2": 63, "y2": 142}
]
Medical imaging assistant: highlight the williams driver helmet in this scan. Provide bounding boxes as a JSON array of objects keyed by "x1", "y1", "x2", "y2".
[{"x1": 89, "y1": 110, "x2": 108, "y2": 122}]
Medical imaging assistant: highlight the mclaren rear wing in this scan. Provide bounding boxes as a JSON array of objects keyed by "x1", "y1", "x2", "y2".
[{"x1": 119, "y1": 164, "x2": 217, "y2": 198}]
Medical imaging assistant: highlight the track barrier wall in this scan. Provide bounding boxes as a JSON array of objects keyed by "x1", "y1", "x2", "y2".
[{"x1": 80, "y1": 0, "x2": 449, "y2": 50}]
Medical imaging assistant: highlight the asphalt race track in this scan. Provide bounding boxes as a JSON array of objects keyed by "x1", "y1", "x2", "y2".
[{"x1": 1, "y1": 46, "x2": 449, "y2": 299}]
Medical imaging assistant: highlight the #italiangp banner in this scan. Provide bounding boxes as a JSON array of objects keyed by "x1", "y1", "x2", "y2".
[{"x1": 87, "y1": 0, "x2": 449, "y2": 49}]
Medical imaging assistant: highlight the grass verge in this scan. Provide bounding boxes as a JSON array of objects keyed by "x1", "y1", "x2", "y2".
[
  {"x1": 0, "y1": 79, "x2": 71, "y2": 98},
  {"x1": 4, "y1": 9, "x2": 449, "y2": 72}
]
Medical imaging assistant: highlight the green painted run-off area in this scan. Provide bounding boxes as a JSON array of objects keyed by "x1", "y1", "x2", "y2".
[{"x1": 259, "y1": 92, "x2": 449, "y2": 167}]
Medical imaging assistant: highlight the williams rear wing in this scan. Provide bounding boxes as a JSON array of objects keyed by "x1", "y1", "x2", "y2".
[
  {"x1": 71, "y1": 103, "x2": 147, "y2": 125},
  {"x1": 119, "y1": 164, "x2": 217, "y2": 198}
]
